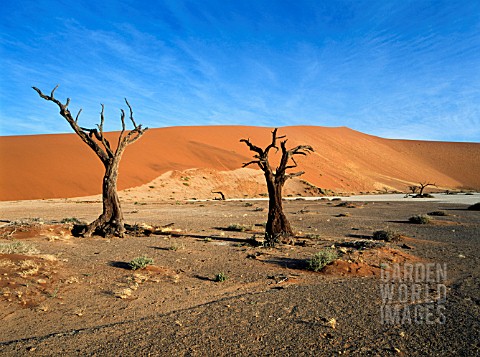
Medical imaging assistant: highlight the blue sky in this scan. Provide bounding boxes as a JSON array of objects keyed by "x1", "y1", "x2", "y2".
[{"x1": 1, "y1": 1, "x2": 479, "y2": 141}]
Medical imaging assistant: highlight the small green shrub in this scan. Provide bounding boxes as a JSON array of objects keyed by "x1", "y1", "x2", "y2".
[
  {"x1": 307, "y1": 249, "x2": 338, "y2": 272},
  {"x1": 468, "y1": 202, "x2": 480, "y2": 211},
  {"x1": 372, "y1": 230, "x2": 401, "y2": 242},
  {"x1": 214, "y1": 272, "x2": 227, "y2": 282},
  {"x1": 128, "y1": 256, "x2": 154, "y2": 270},
  {"x1": 244, "y1": 202, "x2": 254, "y2": 207},
  {"x1": 409, "y1": 214, "x2": 431, "y2": 224}
]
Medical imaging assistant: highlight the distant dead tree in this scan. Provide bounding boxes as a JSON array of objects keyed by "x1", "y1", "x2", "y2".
[
  {"x1": 240, "y1": 128, "x2": 314, "y2": 246},
  {"x1": 212, "y1": 191, "x2": 226, "y2": 200},
  {"x1": 33, "y1": 85, "x2": 148, "y2": 237},
  {"x1": 408, "y1": 185, "x2": 419, "y2": 195},
  {"x1": 417, "y1": 181, "x2": 436, "y2": 197}
]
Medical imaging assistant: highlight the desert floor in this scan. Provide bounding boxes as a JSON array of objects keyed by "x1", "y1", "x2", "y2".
[{"x1": 0, "y1": 197, "x2": 479, "y2": 356}]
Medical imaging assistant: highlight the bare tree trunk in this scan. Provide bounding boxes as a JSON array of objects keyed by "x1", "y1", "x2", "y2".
[
  {"x1": 83, "y1": 158, "x2": 125, "y2": 237},
  {"x1": 265, "y1": 175, "x2": 293, "y2": 246}
]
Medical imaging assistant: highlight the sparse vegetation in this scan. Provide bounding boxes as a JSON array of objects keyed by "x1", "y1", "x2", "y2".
[
  {"x1": 307, "y1": 249, "x2": 338, "y2": 272},
  {"x1": 0, "y1": 241, "x2": 39, "y2": 255},
  {"x1": 169, "y1": 242, "x2": 185, "y2": 251},
  {"x1": 226, "y1": 224, "x2": 251, "y2": 232},
  {"x1": 60, "y1": 217, "x2": 84, "y2": 224},
  {"x1": 128, "y1": 256, "x2": 154, "y2": 270},
  {"x1": 409, "y1": 214, "x2": 431, "y2": 224},
  {"x1": 428, "y1": 211, "x2": 448, "y2": 216},
  {"x1": 305, "y1": 233, "x2": 322, "y2": 239},
  {"x1": 372, "y1": 230, "x2": 401, "y2": 242},
  {"x1": 214, "y1": 272, "x2": 228, "y2": 282}
]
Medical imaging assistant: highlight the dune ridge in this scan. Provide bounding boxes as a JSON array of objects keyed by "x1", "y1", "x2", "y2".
[{"x1": 0, "y1": 125, "x2": 479, "y2": 201}]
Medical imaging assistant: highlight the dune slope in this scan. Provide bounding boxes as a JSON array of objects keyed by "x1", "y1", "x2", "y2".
[{"x1": 0, "y1": 126, "x2": 479, "y2": 201}]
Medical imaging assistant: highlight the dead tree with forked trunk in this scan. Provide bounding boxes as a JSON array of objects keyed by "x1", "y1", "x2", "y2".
[
  {"x1": 240, "y1": 128, "x2": 314, "y2": 247},
  {"x1": 33, "y1": 85, "x2": 148, "y2": 237},
  {"x1": 417, "y1": 182, "x2": 436, "y2": 196}
]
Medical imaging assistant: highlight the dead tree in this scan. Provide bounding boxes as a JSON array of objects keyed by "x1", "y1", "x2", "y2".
[
  {"x1": 33, "y1": 85, "x2": 148, "y2": 237},
  {"x1": 417, "y1": 181, "x2": 436, "y2": 196},
  {"x1": 212, "y1": 191, "x2": 226, "y2": 200},
  {"x1": 408, "y1": 185, "x2": 419, "y2": 195},
  {"x1": 240, "y1": 128, "x2": 313, "y2": 246}
]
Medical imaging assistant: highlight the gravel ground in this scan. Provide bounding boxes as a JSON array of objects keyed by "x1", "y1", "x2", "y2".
[{"x1": 0, "y1": 198, "x2": 478, "y2": 356}]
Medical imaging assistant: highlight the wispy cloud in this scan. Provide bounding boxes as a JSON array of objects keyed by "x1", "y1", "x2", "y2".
[{"x1": 0, "y1": 1, "x2": 479, "y2": 142}]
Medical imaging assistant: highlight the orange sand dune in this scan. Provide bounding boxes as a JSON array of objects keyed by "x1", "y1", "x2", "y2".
[{"x1": 0, "y1": 126, "x2": 479, "y2": 201}]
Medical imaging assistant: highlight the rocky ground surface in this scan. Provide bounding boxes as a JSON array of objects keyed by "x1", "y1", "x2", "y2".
[{"x1": 0, "y1": 198, "x2": 478, "y2": 356}]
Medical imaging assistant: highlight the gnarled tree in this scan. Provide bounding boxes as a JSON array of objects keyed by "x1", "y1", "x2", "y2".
[
  {"x1": 33, "y1": 85, "x2": 148, "y2": 237},
  {"x1": 240, "y1": 128, "x2": 314, "y2": 246},
  {"x1": 417, "y1": 181, "x2": 436, "y2": 196}
]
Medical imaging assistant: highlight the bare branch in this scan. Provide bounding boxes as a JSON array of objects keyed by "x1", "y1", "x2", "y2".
[
  {"x1": 285, "y1": 156, "x2": 298, "y2": 170},
  {"x1": 32, "y1": 86, "x2": 110, "y2": 164},
  {"x1": 96, "y1": 104, "x2": 113, "y2": 156},
  {"x1": 242, "y1": 160, "x2": 261, "y2": 168},
  {"x1": 75, "y1": 109, "x2": 82, "y2": 123},
  {"x1": 289, "y1": 145, "x2": 314, "y2": 156},
  {"x1": 285, "y1": 171, "x2": 305, "y2": 180},
  {"x1": 265, "y1": 128, "x2": 280, "y2": 155},
  {"x1": 125, "y1": 99, "x2": 137, "y2": 128},
  {"x1": 240, "y1": 138, "x2": 264, "y2": 157},
  {"x1": 50, "y1": 84, "x2": 59, "y2": 98},
  {"x1": 117, "y1": 109, "x2": 127, "y2": 153}
]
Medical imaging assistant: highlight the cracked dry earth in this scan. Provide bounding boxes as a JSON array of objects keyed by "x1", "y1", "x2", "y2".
[{"x1": 0, "y1": 198, "x2": 478, "y2": 356}]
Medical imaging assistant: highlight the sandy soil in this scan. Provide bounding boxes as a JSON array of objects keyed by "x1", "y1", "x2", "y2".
[
  {"x1": 1, "y1": 125, "x2": 479, "y2": 201},
  {"x1": 0, "y1": 198, "x2": 478, "y2": 356}
]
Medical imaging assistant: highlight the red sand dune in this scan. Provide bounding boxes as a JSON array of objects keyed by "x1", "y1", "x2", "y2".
[{"x1": 0, "y1": 125, "x2": 479, "y2": 201}]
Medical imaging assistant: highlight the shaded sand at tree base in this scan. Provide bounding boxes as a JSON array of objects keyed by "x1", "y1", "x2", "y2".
[{"x1": 0, "y1": 199, "x2": 478, "y2": 355}]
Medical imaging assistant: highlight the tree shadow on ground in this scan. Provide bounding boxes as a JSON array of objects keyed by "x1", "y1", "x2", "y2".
[
  {"x1": 194, "y1": 274, "x2": 215, "y2": 282},
  {"x1": 109, "y1": 261, "x2": 131, "y2": 270},
  {"x1": 71, "y1": 224, "x2": 88, "y2": 237},
  {"x1": 345, "y1": 233, "x2": 373, "y2": 239},
  {"x1": 263, "y1": 257, "x2": 308, "y2": 270}
]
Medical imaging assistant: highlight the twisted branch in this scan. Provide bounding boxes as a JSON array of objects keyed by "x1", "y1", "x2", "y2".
[
  {"x1": 240, "y1": 128, "x2": 314, "y2": 181},
  {"x1": 32, "y1": 85, "x2": 148, "y2": 164}
]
